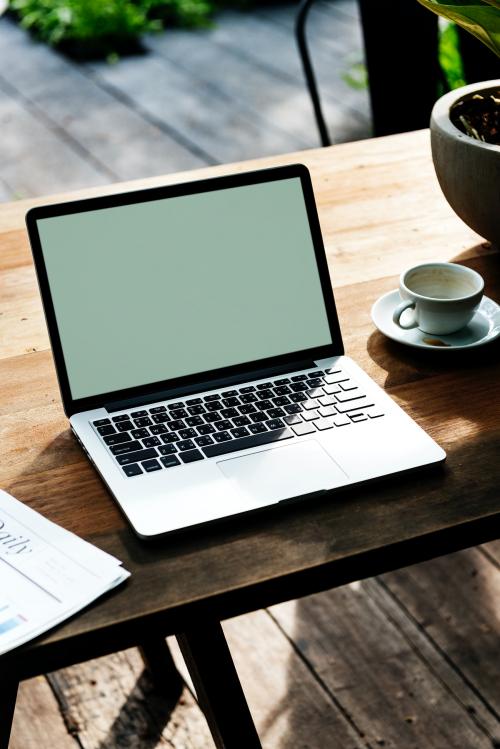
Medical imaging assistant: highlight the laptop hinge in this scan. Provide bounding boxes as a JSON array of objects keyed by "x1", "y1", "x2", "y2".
[{"x1": 104, "y1": 358, "x2": 316, "y2": 413}]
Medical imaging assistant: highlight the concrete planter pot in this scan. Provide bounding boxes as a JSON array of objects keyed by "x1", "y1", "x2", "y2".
[{"x1": 430, "y1": 80, "x2": 500, "y2": 248}]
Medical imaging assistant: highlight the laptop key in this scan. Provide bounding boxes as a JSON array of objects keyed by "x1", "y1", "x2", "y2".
[
  {"x1": 256, "y1": 382, "x2": 272, "y2": 389},
  {"x1": 203, "y1": 427, "x2": 293, "y2": 458},
  {"x1": 284, "y1": 404, "x2": 302, "y2": 415},
  {"x1": 274, "y1": 385, "x2": 292, "y2": 396},
  {"x1": 284, "y1": 414, "x2": 302, "y2": 425},
  {"x1": 117, "y1": 448, "x2": 158, "y2": 465},
  {"x1": 135, "y1": 416, "x2": 153, "y2": 427},
  {"x1": 188, "y1": 405, "x2": 205, "y2": 415},
  {"x1": 231, "y1": 427, "x2": 250, "y2": 438},
  {"x1": 186, "y1": 398, "x2": 202, "y2": 406},
  {"x1": 122, "y1": 463, "x2": 142, "y2": 477},
  {"x1": 161, "y1": 455, "x2": 181, "y2": 468},
  {"x1": 132, "y1": 427, "x2": 150, "y2": 439},
  {"x1": 111, "y1": 440, "x2": 143, "y2": 455},
  {"x1": 319, "y1": 405, "x2": 336, "y2": 418},
  {"x1": 143, "y1": 437, "x2": 161, "y2": 448},
  {"x1": 255, "y1": 400, "x2": 273, "y2": 411},
  {"x1": 93, "y1": 418, "x2": 111, "y2": 427},
  {"x1": 240, "y1": 393, "x2": 258, "y2": 403},
  {"x1": 335, "y1": 390, "x2": 363, "y2": 403},
  {"x1": 104, "y1": 432, "x2": 132, "y2": 446},
  {"x1": 168, "y1": 401, "x2": 185, "y2": 410},
  {"x1": 168, "y1": 419, "x2": 186, "y2": 431},
  {"x1": 97, "y1": 425, "x2": 116, "y2": 436},
  {"x1": 198, "y1": 424, "x2": 216, "y2": 435},
  {"x1": 250, "y1": 412, "x2": 267, "y2": 423},
  {"x1": 248, "y1": 423, "x2": 267, "y2": 434},
  {"x1": 233, "y1": 415, "x2": 250, "y2": 427},
  {"x1": 268, "y1": 407, "x2": 285, "y2": 419},
  {"x1": 150, "y1": 406, "x2": 166, "y2": 414},
  {"x1": 290, "y1": 392, "x2": 307, "y2": 402},
  {"x1": 213, "y1": 431, "x2": 231, "y2": 443},
  {"x1": 152, "y1": 413, "x2": 170, "y2": 423},
  {"x1": 112, "y1": 414, "x2": 130, "y2": 422},
  {"x1": 350, "y1": 413, "x2": 368, "y2": 423},
  {"x1": 216, "y1": 420, "x2": 233, "y2": 431},
  {"x1": 318, "y1": 394, "x2": 336, "y2": 407},
  {"x1": 222, "y1": 390, "x2": 238, "y2": 398},
  {"x1": 159, "y1": 444, "x2": 177, "y2": 455},
  {"x1": 256, "y1": 390, "x2": 273, "y2": 400},
  {"x1": 170, "y1": 408, "x2": 188, "y2": 419},
  {"x1": 315, "y1": 417, "x2": 335, "y2": 430},
  {"x1": 307, "y1": 371, "x2": 324, "y2": 378},
  {"x1": 221, "y1": 408, "x2": 238, "y2": 419},
  {"x1": 240, "y1": 404, "x2": 257, "y2": 414},
  {"x1": 265, "y1": 418, "x2": 285, "y2": 430},
  {"x1": 222, "y1": 397, "x2": 240, "y2": 407},
  {"x1": 195, "y1": 435, "x2": 214, "y2": 447},
  {"x1": 303, "y1": 399, "x2": 320, "y2": 410},
  {"x1": 339, "y1": 381, "x2": 359, "y2": 392},
  {"x1": 323, "y1": 383, "x2": 342, "y2": 395},
  {"x1": 131, "y1": 410, "x2": 148, "y2": 418},
  {"x1": 186, "y1": 416, "x2": 204, "y2": 427},
  {"x1": 116, "y1": 420, "x2": 134, "y2": 432},
  {"x1": 334, "y1": 415, "x2": 351, "y2": 427},
  {"x1": 178, "y1": 439, "x2": 196, "y2": 451},
  {"x1": 204, "y1": 412, "x2": 222, "y2": 423},
  {"x1": 307, "y1": 379, "x2": 323, "y2": 389},
  {"x1": 274, "y1": 378, "x2": 290, "y2": 386},
  {"x1": 161, "y1": 432, "x2": 180, "y2": 443},
  {"x1": 290, "y1": 382, "x2": 309, "y2": 392},
  {"x1": 240, "y1": 385, "x2": 256, "y2": 393},
  {"x1": 179, "y1": 449, "x2": 204, "y2": 464},
  {"x1": 291, "y1": 375, "x2": 307, "y2": 382},
  {"x1": 142, "y1": 459, "x2": 162, "y2": 472},
  {"x1": 150, "y1": 424, "x2": 168, "y2": 435},
  {"x1": 302, "y1": 410, "x2": 320, "y2": 421},
  {"x1": 206, "y1": 401, "x2": 224, "y2": 412},
  {"x1": 335, "y1": 399, "x2": 374, "y2": 413},
  {"x1": 291, "y1": 422, "x2": 316, "y2": 436},
  {"x1": 205, "y1": 393, "x2": 221, "y2": 401},
  {"x1": 307, "y1": 388, "x2": 324, "y2": 399},
  {"x1": 179, "y1": 428, "x2": 197, "y2": 440},
  {"x1": 273, "y1": 396, "x2": 290, "y2": 407}
]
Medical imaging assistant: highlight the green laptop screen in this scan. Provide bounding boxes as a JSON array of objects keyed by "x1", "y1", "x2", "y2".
[{"x1": 37, "y1": 178, "x2": 332, "y2": 400}]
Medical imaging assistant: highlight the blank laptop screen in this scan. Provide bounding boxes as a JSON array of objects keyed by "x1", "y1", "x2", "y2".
[{"x1": 36, "y1": 178, "x2": 333, "y2": 400}]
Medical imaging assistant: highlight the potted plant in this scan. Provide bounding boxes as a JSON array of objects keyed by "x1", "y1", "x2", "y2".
[{"x1": 417, "y1": 0, "x2": 499, "y2": 247}]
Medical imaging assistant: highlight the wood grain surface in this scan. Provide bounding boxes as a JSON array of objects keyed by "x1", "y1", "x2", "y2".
[{"x1": 1, "y1": 130, "x2": 499, "y2": 680}]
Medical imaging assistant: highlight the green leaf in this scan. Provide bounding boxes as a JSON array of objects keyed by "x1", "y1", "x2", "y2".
[{"x1": 417, "y1": 0, "x2": 500, "y2": 57}]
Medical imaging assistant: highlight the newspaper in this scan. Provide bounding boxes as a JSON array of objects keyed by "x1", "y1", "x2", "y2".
[{"x1": 0, "y1": 489, "x2": 130, "y2": 656}]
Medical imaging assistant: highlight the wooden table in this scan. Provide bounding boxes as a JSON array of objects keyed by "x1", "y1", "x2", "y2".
[{"x1": 1, "y1": 130, "x2": 499, "y2": 749}]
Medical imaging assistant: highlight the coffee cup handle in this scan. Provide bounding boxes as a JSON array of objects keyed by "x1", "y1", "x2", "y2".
[{"x1": 392, "y1": 299, "x2": 418, "y2": 329}]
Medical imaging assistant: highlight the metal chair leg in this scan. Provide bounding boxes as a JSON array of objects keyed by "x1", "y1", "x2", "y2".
[{"x1": 296, "y1": 0, "x2": 331, "y2": 147}]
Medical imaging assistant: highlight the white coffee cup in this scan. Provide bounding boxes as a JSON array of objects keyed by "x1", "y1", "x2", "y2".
[{"x1": 392, "y1": 262, "x2": 484, "y2": 335}]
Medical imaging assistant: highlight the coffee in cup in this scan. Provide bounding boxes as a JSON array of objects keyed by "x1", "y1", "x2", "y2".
[{"x1": 392, "y1": 262, "x2": 484, "y2": 335}]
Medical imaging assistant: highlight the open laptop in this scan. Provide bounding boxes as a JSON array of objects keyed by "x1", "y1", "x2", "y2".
[{"x1": 26, "y1": 164, "x2": 445, "y2": 538}]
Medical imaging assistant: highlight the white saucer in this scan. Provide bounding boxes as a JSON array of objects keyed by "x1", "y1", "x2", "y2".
[{"x1": 371, "y1": 290, "x2": 500, "y2": 350}]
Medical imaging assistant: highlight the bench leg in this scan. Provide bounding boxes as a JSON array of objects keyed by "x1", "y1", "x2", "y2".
[
  {"x1": 177, "y1": 621, "x2": 261, "y2": 749},
  {"x1": 0, "y1": 679, "x2": 18, "y2": 749},
  {"x1": 139, "y1": 639, "x2": 183, "y2": 699}
]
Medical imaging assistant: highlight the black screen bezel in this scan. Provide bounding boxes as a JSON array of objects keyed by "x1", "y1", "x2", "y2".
[{"x1": 26, "y1": 164, "x2": 344, "y2": 417}]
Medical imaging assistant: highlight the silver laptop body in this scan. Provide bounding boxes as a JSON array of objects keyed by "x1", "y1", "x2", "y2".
[{"x1": 27, "y1": 165, "x2": 445, "y2": 537}]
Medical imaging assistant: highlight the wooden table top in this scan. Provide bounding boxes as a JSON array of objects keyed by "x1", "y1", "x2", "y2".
[{"x1": 2, "y1": 130, "x2": 499, "y2": 679}]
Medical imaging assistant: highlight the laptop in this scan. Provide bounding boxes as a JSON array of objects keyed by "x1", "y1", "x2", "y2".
[{"x1": 26, "y1": 164, "x2": 445, "y2": 538}]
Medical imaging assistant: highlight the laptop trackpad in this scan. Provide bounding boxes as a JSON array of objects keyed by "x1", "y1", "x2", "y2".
[{"x1": 217, "y1": 440, "x2": 348, "y2": 502}]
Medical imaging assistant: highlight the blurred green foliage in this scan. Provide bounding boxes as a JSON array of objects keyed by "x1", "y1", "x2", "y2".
[
  {"x1": 439, "y1": 21, "x2": 467, "y2": 89},
  {"x1": 417, "y1": 0, "x2": 500, "y2": 58},
  {"x1": 8, "y1": 0, "x2": 223, "y2": 55}
]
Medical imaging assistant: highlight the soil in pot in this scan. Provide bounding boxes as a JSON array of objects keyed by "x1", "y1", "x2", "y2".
[{"x1": 450, "y1": 89, "x2": 500, "y2": 145}]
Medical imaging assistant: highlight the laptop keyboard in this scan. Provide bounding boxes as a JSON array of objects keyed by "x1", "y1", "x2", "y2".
[{"x1": 91, "y1": 367, "x2": 385, "y2": 477}]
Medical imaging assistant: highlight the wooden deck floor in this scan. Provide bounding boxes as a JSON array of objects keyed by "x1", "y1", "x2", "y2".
[{"x1": 2, "y1": 3, "x2": 500, "y2": 747}]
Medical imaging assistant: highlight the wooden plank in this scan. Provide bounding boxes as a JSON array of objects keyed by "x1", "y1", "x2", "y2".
[
  {"x1": 380, "y1": 548, "x2": 500, "y2": 720},
  {"x1": 0, "y1": 19, "x2": 207, "y2": 181},
  {"x1": 10, "y1": 676, "x2": 77, "y2": 749},
  {"x1": 145, "y1": 21, "x2": 368, "y2": 148},
  {"x1": 364, "y1": 575, "x2": 500, "y2": 742},
  {"x1": 46, "y1": 649, "x2": 215, "y2": 748},
  {"x1": 481, "y1": 540, "x2": 500, "y2": 565},
  {"x1": 87, "y1": 53, "x2": 305, "y2": 164},
  {"x1": 0, "y1": 75, "x2": 109, "y2": 199},
  {"x1": 269, "y1": 582, "x2": 496, "y2": 748},
  {"x1": 197, "y1": 8, "x2": 370, "y2": 122},
  {"x1": 171, "y1": 610, "x2": 366, "y2": 748}
]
